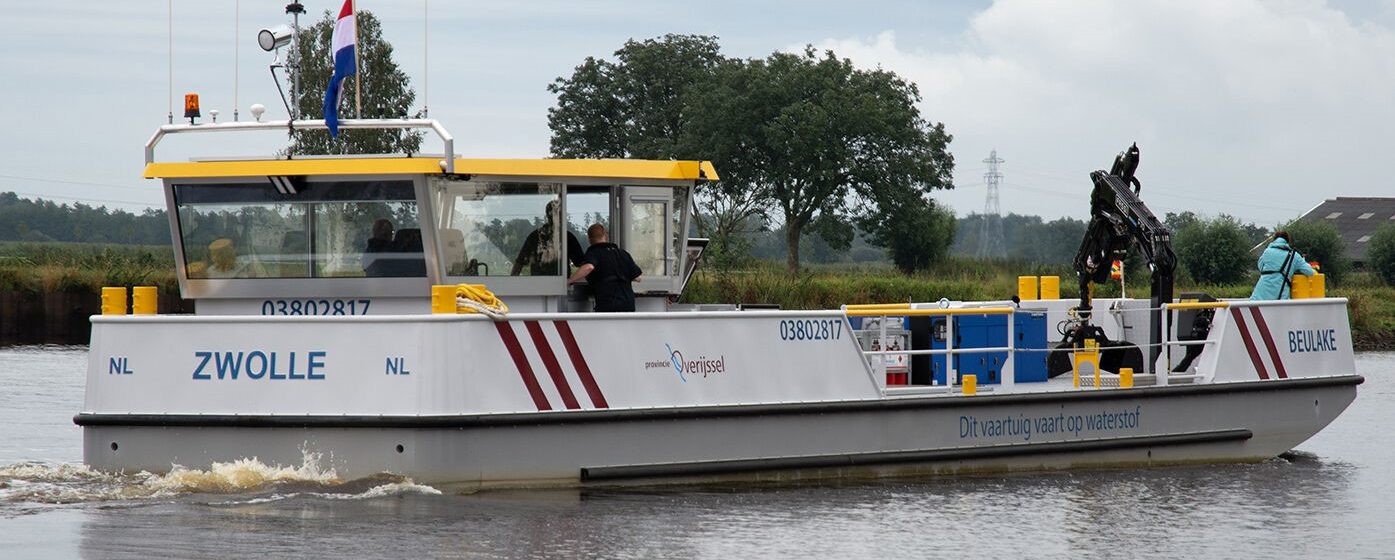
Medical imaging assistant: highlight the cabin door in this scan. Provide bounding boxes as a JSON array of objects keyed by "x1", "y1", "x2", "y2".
[{"x1": 621, "y1": 186, "x2": 676, "y2": 294}]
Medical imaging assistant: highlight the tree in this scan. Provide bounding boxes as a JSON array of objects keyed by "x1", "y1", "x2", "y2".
[
  {"x1": 1164, "y1": 211, "x2": 1201, "y2": 234},
  {"x1": 1365, "y1": 223, "x2": 1395, "y2": 285},
  {"x1": 684, "y1": 47, "x2": 954, "y2": 274},
  {"x1": 546, "y1": 35, "x2": 766, "y2": 264},
  {"x1": 1174, "y1": 215, "x2": 1251, "y2": 285},
  {"x1": 1282, "y1": 219, "x2": 1349, "y2": 282},
  {"x1": 288, "y1": 10, "x2": 422, "y2": 156},
  {"x1": 868, "y1": 196, "x2": 956, "y2": 274},
  {"x1": 548, "y1": 34, "x2": 725, "y2": 159},
  {"x1": 1169, "y1": 211, "x2": 1269, "y2": 249}
]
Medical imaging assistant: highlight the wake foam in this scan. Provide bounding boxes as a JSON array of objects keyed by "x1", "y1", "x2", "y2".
[{"x1": 0, "y1": 451, "x2": 439, "y2": 508}]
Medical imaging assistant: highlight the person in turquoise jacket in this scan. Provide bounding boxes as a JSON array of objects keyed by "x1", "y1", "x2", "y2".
[{"x1": 1250, "y1": 231, "x2": 1316, "y2": 300}]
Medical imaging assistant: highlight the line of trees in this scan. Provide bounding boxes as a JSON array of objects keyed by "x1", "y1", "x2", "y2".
[
  {"x1": 547, "y1": 35, "x2": 956, "y2": 274},
  {"x1": 0, "y1": 192, "x2": 168, "y2": 245}
]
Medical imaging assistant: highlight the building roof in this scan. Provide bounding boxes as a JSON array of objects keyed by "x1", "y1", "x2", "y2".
[{"x1": 1295, "y1": 197, "x2": 1395, "y2": 264}]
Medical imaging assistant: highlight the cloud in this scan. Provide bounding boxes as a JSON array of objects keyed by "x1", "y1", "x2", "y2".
[{"x1": 809, "y1": 0, "x2": 1395, "y2": 224}]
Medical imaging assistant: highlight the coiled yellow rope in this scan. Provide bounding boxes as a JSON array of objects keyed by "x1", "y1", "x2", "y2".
[{"x1": 455, "y1": 283, "x2": 509, "y2": 319}]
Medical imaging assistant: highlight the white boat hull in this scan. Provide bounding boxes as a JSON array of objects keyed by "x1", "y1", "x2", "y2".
[{"x1": 79, "y1": 375, "x2": 1359, "y2": 489}]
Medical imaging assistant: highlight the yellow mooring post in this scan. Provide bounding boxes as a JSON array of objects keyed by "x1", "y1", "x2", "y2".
[
  {"x1": 1291, "y1": 274, "x2": 1311, "y2": 299},
  {"x1": 962, "y1": 374, "x2": 977, "y2": 395},
  {"x1": 132, "y1": 286, "x2": 158, "y2": 315},
  {"x1": 1018, "y1": 276, "x2": 1039, "y2": 301},
  {"x1": 1312, "y1": 273, "x2": 1326, "y2": 298},
  {"x1": 101, "y1": 287, "x2": 128, "y2": 315},
  {"x1": 431, "y1": 285, "x2": 457, "y2": 314},
  {"x1": 1039, "y1": 276, "x2": 1060, "y2": 299},
  {"x1": 1119, "y1": 367, "x2": 1134, "y2": 388}
]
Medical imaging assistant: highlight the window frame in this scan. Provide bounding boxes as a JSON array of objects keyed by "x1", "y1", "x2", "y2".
[{"x1": 165, "y1": 174, "x2": 438, "y2": 299}]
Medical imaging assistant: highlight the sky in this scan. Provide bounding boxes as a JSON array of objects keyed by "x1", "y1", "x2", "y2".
[{"x1": 1, "y1": 0, "x2": 1393, "y2": 227}]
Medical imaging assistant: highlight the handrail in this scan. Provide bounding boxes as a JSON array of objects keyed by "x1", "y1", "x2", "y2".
[
  {"x1": 849, "y1": 305, "x2": 1017, "y2": 392},
  {"x1": 845, "y1": 306, "x2": 1015, "y2": 317},
  {"x1": 144, "y1": 118, "x2": 457, "y2": 174},
  {"x1": 1157, "y1": 300, "x2": 1233, "y2": 384},
  {"x1": 844, "y1": 303, "x2": 911, "y2": 310},
  {"x1": 1165, "y1": 301, "x2": 1230, "y2": 310}
]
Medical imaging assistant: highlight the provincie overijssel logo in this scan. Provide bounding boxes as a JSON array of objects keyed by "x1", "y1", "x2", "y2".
[{"x1": 643, "y1": 343, "x2": 727, "y2": 383}]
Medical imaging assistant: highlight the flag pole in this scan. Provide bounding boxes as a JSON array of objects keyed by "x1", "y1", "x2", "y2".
[{"x1": 354, "y1": 0, "x2": 362, "y2": 118}]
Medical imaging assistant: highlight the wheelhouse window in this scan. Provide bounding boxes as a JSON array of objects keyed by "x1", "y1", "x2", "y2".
[
  {"x1": 173, "y1": 180, "x2": 425, "y2": 279},
  {"x1": 629, "y1": 199, "x2": 669, "y2": 276},
  {"x1": 430, "y1": 179, "x2": 565, "y2": 277},
  {"x1": 621, "y1": 185, "x2": 684, "y2": 281},
  {"x1": 567, "y1": 187, "x2": 611, "y2": 253}
]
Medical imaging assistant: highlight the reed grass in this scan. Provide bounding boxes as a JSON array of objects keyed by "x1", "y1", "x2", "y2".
[{"x1": 0, "y1": 242, "x2": 180, "y2": 293}]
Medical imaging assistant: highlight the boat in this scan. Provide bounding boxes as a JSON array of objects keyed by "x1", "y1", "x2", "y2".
[
  {"x1": 75, "y1": 14, "x2": 1361, "y2": 488},
  {"x1": 73, "y1": 113, "x2": 1361, "y2": 490}
]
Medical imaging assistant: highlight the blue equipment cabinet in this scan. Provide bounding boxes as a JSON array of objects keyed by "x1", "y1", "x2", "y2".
[{"x1": 930, "y1": 311, "x2": 1048, "y2": 385}]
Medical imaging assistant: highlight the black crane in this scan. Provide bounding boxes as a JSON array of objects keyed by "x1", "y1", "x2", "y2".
[{"x1": 1056, "y1": 144, "x2": 1177, "y2": 374}]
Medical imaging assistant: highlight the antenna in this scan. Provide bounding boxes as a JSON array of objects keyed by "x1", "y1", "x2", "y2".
[
  {"x1": 234, "y1": 0, "x2": 240, "y2": 122},
  {"x1": 260, "y1": 3, "x2": 303, "y2": 120},
  {"x1": 286, "y1": 2, "x2": 305, "y2": 120},
  {"x1": 422, "y1": 0, "x2": 430, "y2": 117},
  {"x1": 977, "y1": 149, "x2": 1006, "y2": 259},
  {"x1": 167, "y1": 0, "x2": 173, "y2": 124}
]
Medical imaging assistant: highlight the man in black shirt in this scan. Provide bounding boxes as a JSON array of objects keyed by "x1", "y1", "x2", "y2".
[{"x1": 567, "y1": 224, "x2": 642, "y2": 312}]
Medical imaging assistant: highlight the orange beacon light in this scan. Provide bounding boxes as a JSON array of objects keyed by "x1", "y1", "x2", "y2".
[{"x1": 184, "y1": 93, "x2": 201, "y2": 123}]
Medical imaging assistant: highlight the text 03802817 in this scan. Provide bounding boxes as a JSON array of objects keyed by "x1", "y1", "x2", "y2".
[
  {"x1": 779, "y1": 319, "x2": 842, "y2": 341},
  {"x1": 261, "y1": 299, "x2": 372, "y2": 316}
]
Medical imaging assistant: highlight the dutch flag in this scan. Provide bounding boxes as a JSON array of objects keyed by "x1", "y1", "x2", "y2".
[{"x1": 323, "y1": 0, "x2": 355, "y2": 138}]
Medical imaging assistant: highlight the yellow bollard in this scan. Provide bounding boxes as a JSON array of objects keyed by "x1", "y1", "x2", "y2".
[
  {"x1": 962, "y1": 374, "x2": 977, "y2": 396},
  {"x1": 1119, "y1": 367, "x2": 1134, "y2": 388},
  {"x1": 1039, "y1": 276, "x2": 1060, "y2": 299},
  {"x1": 132, "y1": 286, "x2": 158, "y2": 315},
  {"x1": 101, "y1": 287, "x2": 128, "y2": 316},
  {"x1": 431, "y1": 285, "x2": 457, "y2": 314},
  {"x1": 1018, "y1": 276, "x2": 1039, "y2": 301},
  {"x1": 1291, "y1": 274, "x2": 1311, "y2": 299},
  {"x1": 1311, "y1": 273, "x2": 1326, "y2": 298}
]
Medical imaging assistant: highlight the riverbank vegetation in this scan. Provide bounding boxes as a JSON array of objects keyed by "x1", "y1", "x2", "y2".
[{"x1": 0, "y1": 242, "x2": 178, "y2": 294}]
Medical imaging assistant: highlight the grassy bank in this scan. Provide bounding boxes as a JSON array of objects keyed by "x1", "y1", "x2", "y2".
[{"x1": 0, "y1": 242, "x2": 180, "y2": 294}]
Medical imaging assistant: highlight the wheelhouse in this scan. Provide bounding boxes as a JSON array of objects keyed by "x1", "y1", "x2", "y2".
[{"x1": 143, "y1": 121, "x2": 716, "y2": 314}]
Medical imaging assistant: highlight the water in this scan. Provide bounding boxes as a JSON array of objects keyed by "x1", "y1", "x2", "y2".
[{"x1": 1, "y1": 346, "x2": 1392, "y2": 559}]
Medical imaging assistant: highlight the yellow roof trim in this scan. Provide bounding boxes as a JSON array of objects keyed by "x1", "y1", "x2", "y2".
[
  {"x1": 144, "y1": 157, "x2": 720, "y2": 181},
  {"x1": 143, "y1": 158, "x2": 443, "y2": 179}
]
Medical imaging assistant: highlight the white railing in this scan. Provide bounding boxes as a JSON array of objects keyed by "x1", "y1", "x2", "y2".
[
  {"x1": 845, "y1": 304, "x2": 1016, "y2": 394},
  {"x1": 143, "y1": 118, "x2": 457, "y2": 173}
]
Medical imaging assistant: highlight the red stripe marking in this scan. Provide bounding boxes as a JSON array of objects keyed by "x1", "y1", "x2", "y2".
[
  {"x1": 494, "y1": 322, "x2": 551, "y2": 411},
  {"x1": 554, "y1": 320, "x2": 609, "y2": 409},
  {"x1": 1248, "y1": 307, "x2": 1289, "y2": 379},
  {"x1": 1230, "y1": 308, "x2": 1270, "y2": 380},
  {"x1": 525, "y1": 321, "x2": 580, "y2": 410}
]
